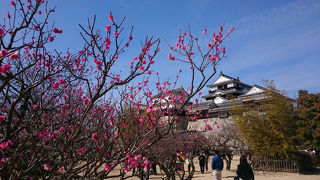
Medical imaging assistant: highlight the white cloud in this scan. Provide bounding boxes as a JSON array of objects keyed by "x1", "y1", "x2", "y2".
[{"x1": 236, "y1": 0, "x2": 320, "y2": 34}]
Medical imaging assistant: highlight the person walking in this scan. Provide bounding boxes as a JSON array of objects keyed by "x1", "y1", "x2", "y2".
[
  {"x1": 204, "y1": 148, "x2": 210, "y2": 171},
  {"x1": 236, "y1": 155, "x2": 254, "y2": 180},
  {"x1": 198, "y1": 152, "x2": 206, "y2": 173},
  {"x1": 211, "y1": 150, "x2": 223, "y2": 180}
]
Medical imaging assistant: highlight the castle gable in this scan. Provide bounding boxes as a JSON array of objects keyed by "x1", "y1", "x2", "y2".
[
  {"x1": 213, "y1": 96, "x2": 227, "y2": 104},
  {"x1": 245, "y1": 85, "x2": 264, "y2": 95}
]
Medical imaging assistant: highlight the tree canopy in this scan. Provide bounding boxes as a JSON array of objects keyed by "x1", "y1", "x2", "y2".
[
  {"x1": 296, "y1": 90, "x2": 320, "y2": 161},
  {"x1": 233, "y1": 84, "x2": 297, "y2": 157}
]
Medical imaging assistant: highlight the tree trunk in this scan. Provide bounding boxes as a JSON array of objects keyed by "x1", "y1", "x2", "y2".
[
  {"x1": 225, "y1": 153, "x2": 232, "y2": 170},
  {"x1": 185, "y1": 159, "x2": 195, "y2": 180},
  {"x1": 315, "y1": 150, "x2": 319, "y2": 164}
]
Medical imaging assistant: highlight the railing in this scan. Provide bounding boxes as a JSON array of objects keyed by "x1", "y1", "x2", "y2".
[{"x1": 251, "y1": 156, "x2": 300, "y2": 173}]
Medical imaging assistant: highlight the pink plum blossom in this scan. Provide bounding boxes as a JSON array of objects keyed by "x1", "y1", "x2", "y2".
[
  {"x1": 108, "y1": 13, "x2": 113, "y2": 22},
  {"x1": 168, "y1": 53, "x2": 175, "y2": 61},
  {"x1": 203, "y1": 28, "x2": 207, "y2": 35},
  {"x1": 49, "y1": 36, "x2": 55, "y2": 42},
  {"x1": 0, "y1": 28, "x2": 4, "y2": 37},
  {"x1": 77, "y1": 147, "x2": 86, "y2": 155},
  {"x1": 0, "y1": 115, "x2": 4, "y2": 123},
  {"x1": 83, "y1": 97, "x2": 90, "y2": 105},
  {"x1": 58, "y1": 166, "x2": 64, "y2": 172},
  {"x1": 43, "y1": 164, "x2": 52, "y2": 171},
  {"x1": 58, "y1": 79, "x2": 65, "y2": 84},
  {"x1": 104, "y1": 163, "x2": 112, "y2": 171},
  {"x1": 0, "y1": 140, "x2": 13, "y2": 150},
  {"x1": 0, "y1": 63, "x2": 11, "y2": 74},
  {"x1": 205, "y1": 124, "x2": 212, "y2": 130},
  {"x1": 10, "y1": 1, "x2": 16, "y2": 6},
  {"x1": 9, "y1": 51, "x2": 20, "y2": 60},
  {"x1": 53, "y1": 28, "x2": 63, "y2": 34},
  {"x1": 105, "y1": 25, "x2": 111, "y2": 32},
  {"x1": 91, "y1": 133, "x2": 98, "y2": 141},
  {"x1": 52, "y1": 83, "x2": 59, "y2": 90},
  {"x1": 0, "y1": 49, "x2": 8, "y2": 58}
]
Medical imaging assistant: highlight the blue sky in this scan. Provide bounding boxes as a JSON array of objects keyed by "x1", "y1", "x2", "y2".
[{"x1": 1, "y1": 0, "x2": 320, "y2": 99}]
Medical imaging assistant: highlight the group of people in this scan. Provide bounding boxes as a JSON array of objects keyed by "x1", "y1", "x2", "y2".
[{"x1": 197, "y1": 150, "x2": 254, "y2": 180}]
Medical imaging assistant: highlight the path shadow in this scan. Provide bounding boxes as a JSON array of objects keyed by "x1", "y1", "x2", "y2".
[
  {"x1": 224, "y1": 175, "x2": 236, "y2": 179},
  {"x1": 300, "y1": 168, "x2": 320, "y2": 175}
]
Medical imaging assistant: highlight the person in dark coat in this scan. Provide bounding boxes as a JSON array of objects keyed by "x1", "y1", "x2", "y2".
[
  {"x1": 198, "y1": 152, "x2": 206, "y2": 173},
  {"x1": 204, "y1": 148, "x2": 210, "y2": 171},
  {"x1": 236, "y1": 155, "x2": 254, "y2": 180}
]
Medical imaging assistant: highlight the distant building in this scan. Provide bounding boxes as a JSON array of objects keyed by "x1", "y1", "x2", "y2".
[
  {"x1": 151, "y1": 72, "x2": 269, "y2": 132},
  {"x1": 188, "y1": 72, "x2": 267, "y2": 132},
  {"x1": 152, "y1": 86, "x2": 190, "y2": 131}
]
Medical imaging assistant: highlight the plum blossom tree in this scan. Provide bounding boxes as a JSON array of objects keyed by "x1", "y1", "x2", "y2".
[
  {"x1": 0, "y1": 0, "x2": 233, "y2": 179},
  {"x1": 205, "y1": 120, "x2": 245, "y2": 170},
  {"x1": 146, "y1": 132, "x2": 209, "y2": 180}
]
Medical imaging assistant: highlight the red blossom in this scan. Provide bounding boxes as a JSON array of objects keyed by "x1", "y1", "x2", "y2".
[
  {"x1": 104, "y1": 37, "x2": 111, "y2": 45},
  {"x1": 53, "y1": 28, "x2": 63, "y2": 34},
  {"x1": 0, "y1": 63, "x2": 11, "y2": 74},
  {"x1": 58, "y1": 167, "x2": 64, "y2": 172},
  {"x1": 9, "y1": 51, "x2": 20, "y2": 60},
  {"x1": 205, "y1": 124, "x2": 212, "y2": 130},
  {"x1": 43, "y1": 164, "x2": 52, "y2": 171},
  {"x1": 0, "y1": 49, "x2": 9, "y2": 58},
  {"x1": 10, "y1": 1, "x2": 16, "y2": 6},
  {"x1": 104, "y1": 163, "x2": 112, "y2": 171},
  {"x1": 168, "y1": 53, "x2": 175, "y2": 61},
  {"x1": 105, "y1": 25, "x2": 111, "y2": 32},
  {"x1": 0, "y1": 28, "x2": 4, "y2": 37},
  {"x1": 203, "y1": 28, "x2": 207, "y2": 35},
  {"x1": 58, "y1": 79, "x2": 65, "y2": 84},
  {"x1": 0, "y1": 115, "x2": 4, "y2": 123},
  {"x1": 51, "y1": 83, "x2": 59, "y2": 90},
  {"x1": 108, "y1": 13, "x2": 113, "y2": 22},
  {"x1": 0, "y1": 140, "x2": 13, "y2": 150},
  {"x1": 83, "y1": 97, "x2": 90, "y2": 105},
  {"x1": 219, "y1": 25, "x2": 223, "y2": 31},
  {"x1": 77, "y1": 147, "x2": 86, "y2": 155},
  {"x1": 49, "y1": 36, "x2": 55, "y2": 42},
  {"x1": 91, "y1": 133, "x2": 98, "y2": 141}
]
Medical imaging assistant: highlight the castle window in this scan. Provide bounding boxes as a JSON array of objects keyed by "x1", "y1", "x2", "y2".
[{"x1": 227, "y1": 83, "x2": 235, "y2": 88}]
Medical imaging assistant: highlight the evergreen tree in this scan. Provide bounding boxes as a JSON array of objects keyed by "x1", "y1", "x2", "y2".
[
  {"x1": 233, "y1": 83, "x2": 297, "y2": 157},
  {"x1": 296, "y1": 90, "x2": 320, "y2": 162}
]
